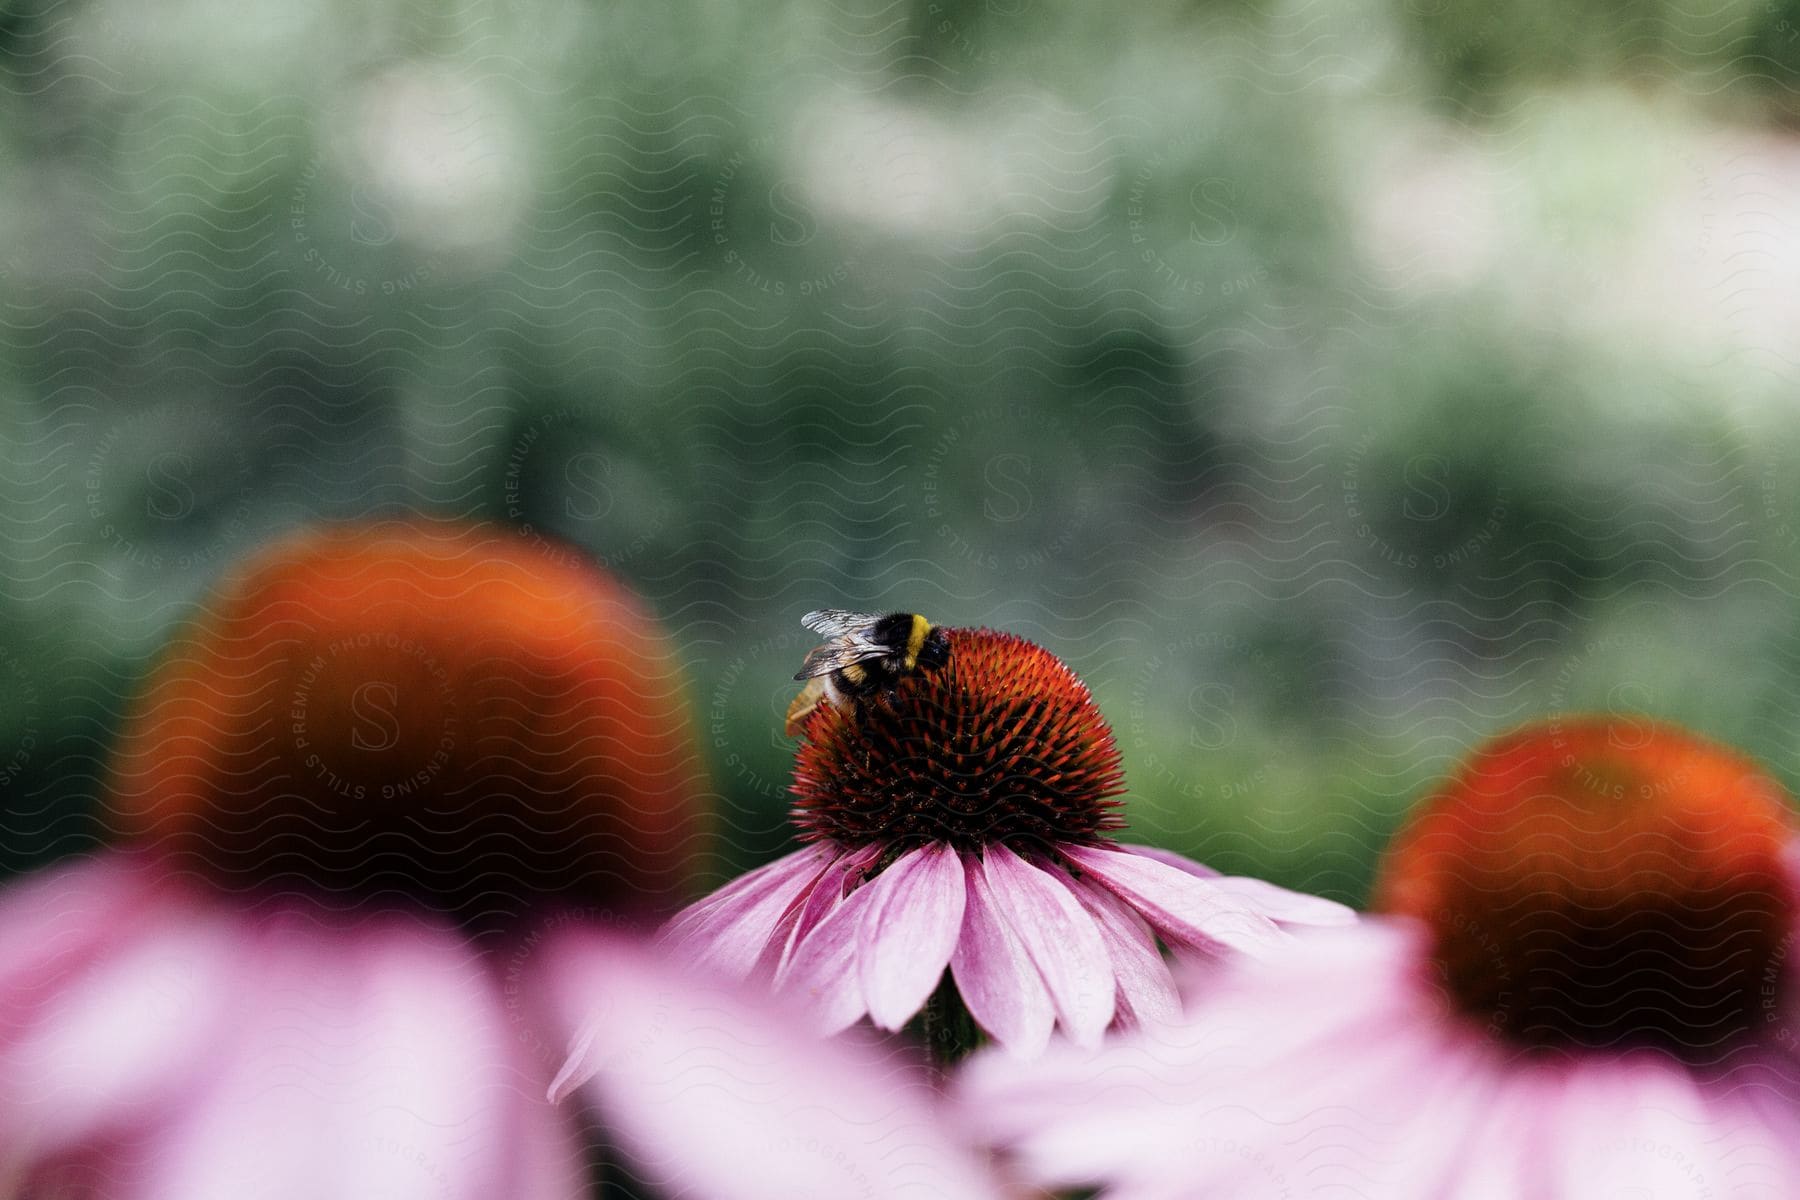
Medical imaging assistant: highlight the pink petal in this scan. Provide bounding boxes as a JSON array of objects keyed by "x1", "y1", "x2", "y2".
[
  {"x1": 2, "y1": 912, "x2": 241, "y2": 1153},
  {"x1": 138, "y1": 910, "x2": 583, "y2": 1200},
  {"x1": 542, "y1": 931, "x2": 1003, "y2": 1200},
  {"x1": 1203, "y1": 876, "x2": 1357, "y2": 928},
  {"x1": 1117, "y1": 843, "x2": 1221, "y2": 878},
  {"x1": 979, "y1": 846, "x2": 1115, "y2": 1047},
  {"x1": 956, "y1": 920, "x2": 1487, "y2": 1198},
  {"x1": 1065, "y1": 844, "x2": 1286, "y2": 957},
  {"x1": 660, "y1": 846, "x2": 835, "y2": 979},
  {"x1": 956, "y1": 1016, "x2": 1243, "y2": 1190},
  {"x1": 772, "y1": 876, "x2": 883, "y2": 1034},
  {"x1": 1713, "y1": 1054, "x2": 1800, "y2": 1190},
  {"x1": 1119, "y1": 845, "x2": 1355, "y2": 928},
  {"x1": 949, "y1": 853, "x2": 1055, "y2": 1057},
  {"x1": 0, "y1": 856, "x2": 241, "y2": 1154},
  {"x1": 547, "y1": 1023, "x2": 601, "y2": 1105},
  {"x1": 772, "y1": 843, "x2": 882, "y2": 978},
  {"x1": 0, "y1": 854, "x2": 164, "y2": 1003},
  {"x1": 858, "y1": 844, "x2": 968, "y2": 1032},
  {"x1": 1430, "y1": 1063, "x2": 1567, "y2": 1200},
  {"x1": 509, "y1": 1078, "x2": 590, "y2": 1200},
  {"x1": 1547, "y1": 1058, "x2": 1743, "y2": 1200},
  {"x1": 1068, "y1": 876, "x2": 1179, "y2": 1028}
]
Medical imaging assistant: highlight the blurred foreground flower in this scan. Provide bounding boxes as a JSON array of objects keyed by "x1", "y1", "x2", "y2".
[
  {"x1": 666, "y1": 625, "x2": 1351, "y2": 1055},
  {"x1": 960, "y1": 718, "x2": 1800, "y2": 1197},
  {"x1": 544, "y1": 926, "x2": 1005, "y2": 1199},
  {"x1": 0, "y1": 855, "x2": 587, "y2": 1196},
  {"x1": 0, "y1": 522, "x2": 741, "y2": 1197}
]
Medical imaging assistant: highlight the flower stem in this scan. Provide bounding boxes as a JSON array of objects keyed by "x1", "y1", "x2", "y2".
[{"x1": 918, "y1": 977, "x2": 980, "y2": 1083}]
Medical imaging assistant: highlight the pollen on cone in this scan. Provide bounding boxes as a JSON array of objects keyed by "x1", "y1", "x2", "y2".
[
  {"x1": 105, "y1": 522, "x2": 710, "y2": 917},
  {"x1": 1376, "y1": 717, "x2": 1796, "y2": 1056}
]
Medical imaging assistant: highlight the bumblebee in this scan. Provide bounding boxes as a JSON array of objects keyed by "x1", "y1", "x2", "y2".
[{"x1": 784, "y1": 609, "x2": 951, "y2": 736}]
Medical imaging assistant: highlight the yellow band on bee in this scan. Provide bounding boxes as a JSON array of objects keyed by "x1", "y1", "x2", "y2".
[{"x1": 904, "y1": 613, "x2": 931, "y2": 670}]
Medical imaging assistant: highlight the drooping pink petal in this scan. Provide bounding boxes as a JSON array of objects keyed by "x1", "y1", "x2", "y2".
[
  {"x1": 1204, "y1": 876, "x2": 1357, "y2": 927},
  {"x1": 963, "y1": 1017, "x2": 1490, "y2": 1200},
  {"x1": 0, "y1": 856, "x2": 241, "y2": 1155},
  {"x1": 979, "y1": 846, "x2": 1115, "y2": 1047},
  {"x1": 1707, "y1": 1050, "x2": 1800, "y2": 1194},
  {"x1": 1065, "y1": 843, "x2": 1286, "y2": 957},
  {"x1": 1425, "y1": 1061, "x2": 1567, "y2": 1200},
  {"x1": 660, "y1": 845, "x2": 837, "y2": 979},
  {"x1": 1546, "y1": 1056, "x2": 1761, "y2": 1199},
  {"x1": 772, "y1": 875, "x2": 884, "y2": 1034},
  {"x1": 2, "y1": 913, "x2": 241, "y2": 1155},
  {"x1": 547, "y1": 1024, "x2": 602, "y2": 1106},
  {"x1": 662, "y1": 844, "x2": 834, "y2": 943},
  {"x1": 956, "y1": 1001, "x2": 1250, "y2": 1191},
  {"x1": 1118, "y1": 844, "x2": 1355, "y2": 928},
  {"x1": 0, "y1": 853, "x2": 167, "y2": 1010},
  {"x1": 950, "y1": 852, "x2": 1054, "y2": 1057},
  {"x1": 135, "y1": 909, "x2": 584, "y2": 1200},
  {"x1": 956, "y1": 920, "x2": 1497, "y2": 1199},
  {"x1": 858, "y1": 844, "x2": 968, "y2": 1032},
  {"x1": 509, "y1": 1072, "x2": 592, "y2": 1200},
  {"x1": 1116, "y1": 843, "x2": 1221, "y2": 878},
  {"x1": 772, "y1": 842, "x2": 881, "y2": 979},
  {"x1": 1067, "y1": 875, "x2": 1179, "y2": 1028},
  {"x1": 542, "y1": 930, "x2": 1004, "y2": 1200}
]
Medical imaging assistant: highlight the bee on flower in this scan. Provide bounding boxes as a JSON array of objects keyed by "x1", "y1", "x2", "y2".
[{"x1": 665, "y1": 609, "x2": 1354, "y2": 1056}]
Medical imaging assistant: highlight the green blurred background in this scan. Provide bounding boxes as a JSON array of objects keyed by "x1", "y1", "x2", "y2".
[{"x1": 7, "y1": 0, "x2": 1800, "y2": 906}]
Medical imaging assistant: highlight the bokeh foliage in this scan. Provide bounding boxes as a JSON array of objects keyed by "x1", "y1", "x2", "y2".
[{"x1": 4, "y1": 0, "x2": 1800, "y2": 904}]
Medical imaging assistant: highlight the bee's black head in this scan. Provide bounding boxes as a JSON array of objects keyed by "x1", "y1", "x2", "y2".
[{"x1": 916, "y1": 625, "x2": 951, "y2": 671}]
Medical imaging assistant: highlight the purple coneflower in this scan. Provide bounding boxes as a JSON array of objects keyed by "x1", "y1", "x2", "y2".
[
  {"x1": 665, "y1": 626, "x2": 1352, "y2": 1054},
  {"x1": 960, "y1": 717, "x2": 1800, "y2": 1197}
]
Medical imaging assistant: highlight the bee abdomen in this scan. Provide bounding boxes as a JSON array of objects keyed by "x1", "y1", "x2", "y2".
[{"x1": 834, "y1": 658, "x2": 897, "y2": 698}]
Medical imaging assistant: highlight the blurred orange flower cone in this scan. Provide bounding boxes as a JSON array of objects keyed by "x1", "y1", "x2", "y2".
[
  {"x1": 960, "y1": 718, "x2": 1800, "y2": 1199},
  {"x1": 107, "y1": 520, "x2": 709, "y2": 916}
]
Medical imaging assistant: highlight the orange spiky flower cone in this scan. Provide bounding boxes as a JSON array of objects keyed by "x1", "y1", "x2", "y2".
[
  {"x1": 1377, "y1": 716, "x2": 1795, "y2": 1054},
  {"x1": 106, "y1": 521, "x2": 710, "y2": 918}
]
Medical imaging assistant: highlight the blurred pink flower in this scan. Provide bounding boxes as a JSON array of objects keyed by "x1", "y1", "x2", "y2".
[
  {"x1": 1, "y1": 853, "x2": 587, "y2": 1198},
  {"x1": 667, "y1": 627, "x2": 1352, "y2": 1054},
  {"x1": 1, "y1": 523, "x2": 754, "y2": 1197},
  {"x1": 541, "y1": 924, "x2": 1007, "y2": 1200},
  {"x1": 959, "y1": 719, "x2": 1800, "y2": 1198}
]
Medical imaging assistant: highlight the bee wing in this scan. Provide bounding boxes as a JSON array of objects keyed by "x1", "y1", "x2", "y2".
[
  {"x1": 793, "y1": 640, "x2": 888, "y2": 680},
  {"x1": 799, "y1": 608, "x2": 884, "y2": 640}
]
